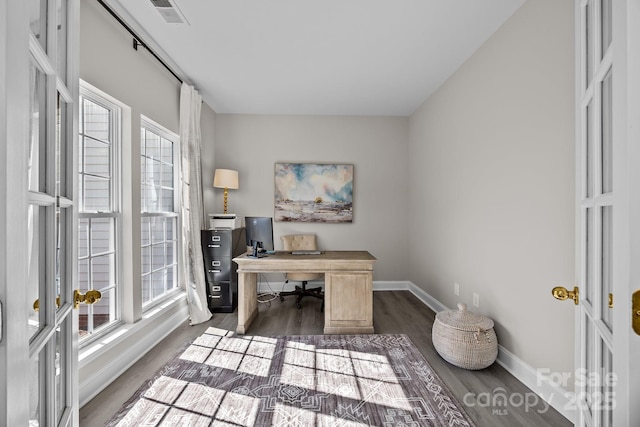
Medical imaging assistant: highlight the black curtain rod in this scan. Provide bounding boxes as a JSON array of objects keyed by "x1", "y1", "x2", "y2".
[{"x1": 96, "y1": 0, "x2": 183, "y2": 84}]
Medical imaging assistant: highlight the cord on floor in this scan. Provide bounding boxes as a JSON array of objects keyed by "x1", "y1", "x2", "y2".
[{"x1": 256, "y1": 273, "x2": 287, "y2": 305}]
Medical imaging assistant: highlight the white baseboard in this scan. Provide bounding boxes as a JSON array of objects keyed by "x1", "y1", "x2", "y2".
[
  {"x1": 495, "y1": 343, "x2": 574, "y2": 421},
  {"x1": 374, "y1": 280, "x2": 574, "y2": 423}
]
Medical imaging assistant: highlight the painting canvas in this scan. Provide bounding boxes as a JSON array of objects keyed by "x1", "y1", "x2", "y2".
[{"x1": 274, "y1": 163, "x2": 353, "y2": 222}]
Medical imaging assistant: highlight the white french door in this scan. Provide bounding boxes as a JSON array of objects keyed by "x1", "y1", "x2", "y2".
[
  {"x1": 567, "y1": 0, "x2": 640, "y2": 426},
  {"x1": 1, "y1": 0, "x2": 82, "y2": 425}
]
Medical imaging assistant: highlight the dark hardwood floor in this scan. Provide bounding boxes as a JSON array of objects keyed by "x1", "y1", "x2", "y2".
[{"x1": 80, "y1": 291, "x2": 571, "y2": 426}]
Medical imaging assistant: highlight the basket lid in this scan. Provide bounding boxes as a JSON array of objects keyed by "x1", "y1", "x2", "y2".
[{"x1": 435, "y1": 303, "x2": 494, "y2": 332}]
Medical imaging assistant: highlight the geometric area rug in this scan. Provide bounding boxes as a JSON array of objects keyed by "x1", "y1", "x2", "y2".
[{"x1": 106, "y1": 328, "x2": 476, "y2": 426}]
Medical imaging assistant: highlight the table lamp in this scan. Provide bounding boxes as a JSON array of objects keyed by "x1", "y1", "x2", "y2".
[{"x1": 213, "y1": 168, "x2": 239, "y2": 214}]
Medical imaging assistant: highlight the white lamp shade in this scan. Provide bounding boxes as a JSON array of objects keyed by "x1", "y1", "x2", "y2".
[{"x1": 213, "y1": 169, "x2": 239, "y2": 189}]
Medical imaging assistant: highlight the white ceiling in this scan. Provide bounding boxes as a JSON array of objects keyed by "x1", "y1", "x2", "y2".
[{"x1": 110, "y1": 0, "x2": 525, "y2": 116}]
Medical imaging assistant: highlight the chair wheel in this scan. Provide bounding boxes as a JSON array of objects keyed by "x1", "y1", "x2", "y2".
[
  {"x1": 280, "y1": 295, "x2": 284, "y2": 302},
  {"x1": 296, "y1": 302, "x2": 302, "y2": 309}
]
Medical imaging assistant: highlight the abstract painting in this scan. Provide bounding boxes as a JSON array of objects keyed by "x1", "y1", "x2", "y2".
[{"x1": 274, "y1": 163, "x2": 353, "y2": 222}]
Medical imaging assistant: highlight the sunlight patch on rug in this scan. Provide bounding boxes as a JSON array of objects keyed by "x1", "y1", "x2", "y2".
[{"x1": 107, "y1": 329, "x2": 475, "y2": 426}]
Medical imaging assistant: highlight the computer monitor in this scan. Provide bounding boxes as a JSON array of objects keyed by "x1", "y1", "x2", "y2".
[{"x1": 244, "y1": 216, "x2": 274, "y2": 258}]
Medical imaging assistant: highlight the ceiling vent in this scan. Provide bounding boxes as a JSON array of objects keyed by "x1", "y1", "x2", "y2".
[{"x1": 149, "y1": 0, "x2": 189, "y2": 24}]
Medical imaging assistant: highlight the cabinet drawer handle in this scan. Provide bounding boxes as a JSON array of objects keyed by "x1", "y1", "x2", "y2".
[
  {"x1": 208, "y1": 269, "x2": 221, "y2": 273},
  {"x1": 211, "y1": 236, "x2": 221, "y2": 242},
  {"x1": 209, "y1": 295, "x2": 221, "y2": 299},
  {"x1": 211, "y1": 261, "x2": 221, "y2": 267},
  {"x1": 211, "y1": 286, "x2": 221, "y2": 292},
  {"x1": 208, "y1": 244, "x2": 221, "y2": 248}
]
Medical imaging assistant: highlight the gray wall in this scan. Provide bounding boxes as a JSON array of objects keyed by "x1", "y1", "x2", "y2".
[
  {"x1": 80, "y1": 0, "x2": 181, "y2": 133},
  {"x1": 201, "y1": 103, "x2": 218, "y2": 219},
  {"x1": 408, "y1": 0, "x2": 575, "y2": 374},
  {"x1": 210, "y1": 114, "x2": 410, "y2": 281}
]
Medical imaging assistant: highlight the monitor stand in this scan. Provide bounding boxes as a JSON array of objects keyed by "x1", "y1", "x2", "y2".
[{"x1": 247, "y1": 242, "x2": 267, "y2": 258}]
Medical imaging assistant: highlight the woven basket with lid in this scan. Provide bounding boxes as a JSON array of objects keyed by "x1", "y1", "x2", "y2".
[{"x1": 432, "y1": 303, "x2": 498, "y2": 370}]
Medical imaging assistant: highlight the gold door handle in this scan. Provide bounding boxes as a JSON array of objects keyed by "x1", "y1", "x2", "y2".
[
  {"x1": 74, "y1": 289, "x2": 102, "y2": 309},
  {"x1": 33, "y1": 296, "x2": 61, "y2": 312},
  {"x1": 633, "y1": 290, "x2": 640, "y2": 336},
  {"x1": 552, "y1": 286, "x2": 579, "y2": 305}
]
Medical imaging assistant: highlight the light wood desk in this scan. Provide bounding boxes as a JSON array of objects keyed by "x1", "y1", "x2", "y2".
[{"x1": 233, "y1": 250, "x2": 376, "y2": 335}]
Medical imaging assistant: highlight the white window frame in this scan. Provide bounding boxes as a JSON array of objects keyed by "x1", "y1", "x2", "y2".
[
  {"x1": 78, "y1": 81, "x2": 125, "y2": 342},
  {"x1": 140, "y1": 115, "x2": 180, "y2": 308}
]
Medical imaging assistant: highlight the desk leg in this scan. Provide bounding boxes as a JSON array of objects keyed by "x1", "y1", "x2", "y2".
[{"x1": 236, "y1": 271, "x2": 258, "y2": 334}]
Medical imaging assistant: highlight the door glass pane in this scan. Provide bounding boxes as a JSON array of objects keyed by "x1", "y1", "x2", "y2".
[
  {"x1": 55, "y1": 326, "x2": 67, "y2": 424},
  {"x1": 28, "y1": 204, "x2": 45, "y2": 339},
  {"x1": 56, "y1": 94, "x2": 70, "y2": 199},
  {"x1": 585, "y1": 0, "x2": 593, "y2": 83},
  {"x1": 601, "y1": 69, "x2": 613, "y2": 193},
  {"x1": 29, "y1": 0, "x2": 47, "y2": 50},
  {"x1": 600, "y1": 345, "x2": 614, "y2": 427},
  {"x1": 55, "y1": 206, "x2": 65, "y2": 311},
  {"x1": 585, "y1": 208, "x2": 594, "y2": 304},
  {"x1": 601, "y1": 206, "x2": 613, "y2": 331},
  {"x1": 29, "y1": 61, "x2": 46, "y2": 193},
  {"x1": 29, "y1": 351, "x2": 42, "y2": 425},
  {"x1": 601, "y1": 0, "x2": 612, "y2": 57},
  {"x1": 55, "y1": 94, "x2": 62, "y2": 199},
  {"x1": 585, "y1": 319, "x2": 594, "y2": 418},
  {"x1": 586, "y1": 101, "x2": 594, "y2": 198},
  {"x1": 56, "y1": 0, "x2": 68, "y2": 78}
]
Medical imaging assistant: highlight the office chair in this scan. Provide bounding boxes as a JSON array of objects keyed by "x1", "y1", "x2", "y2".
[{"x1": 279, "y1": 234, "x2": 324, "y2": 309}]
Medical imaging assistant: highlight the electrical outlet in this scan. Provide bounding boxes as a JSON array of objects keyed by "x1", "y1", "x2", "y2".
[
  {"x1": 473, "y1": 293, "x2": 480, "y2": 307},
  {"x1": 454, "y1": 282, "x2": 460, "y2": 296}
]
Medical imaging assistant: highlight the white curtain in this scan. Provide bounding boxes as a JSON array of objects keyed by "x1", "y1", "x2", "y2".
[{"x1": 179, "y1": 83, "x2": 211, "y2": 325}]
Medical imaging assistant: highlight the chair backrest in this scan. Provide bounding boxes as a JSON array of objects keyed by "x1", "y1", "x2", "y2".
[
  {"x1": 281, "y1": 234, "x2": 317, "y2": 251},
  {"x1": 280, "y1": 234, "x2": 323, "y2": 281}
]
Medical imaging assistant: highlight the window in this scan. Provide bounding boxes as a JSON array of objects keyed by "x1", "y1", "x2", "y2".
[
  {"x1": 140, "y1": 117, "x2": 179, "y2": 306},
  {"x1": 78, "y1": 85, "x2": 122, "y2": 338}
]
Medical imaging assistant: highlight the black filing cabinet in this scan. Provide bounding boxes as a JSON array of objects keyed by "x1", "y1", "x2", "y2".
[{"x1": 201, "y1": 228, "x2": 245, "y2": 313}]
